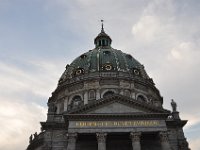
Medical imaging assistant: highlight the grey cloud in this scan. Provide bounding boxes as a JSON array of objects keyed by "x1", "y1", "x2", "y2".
[{"x1": 0, "y1": 100, "x2": 46, "y2": 150}]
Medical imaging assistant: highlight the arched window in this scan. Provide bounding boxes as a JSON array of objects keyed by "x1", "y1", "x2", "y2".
[
  {"x1": 102, "y1": 39, "x2": 105, "y2": 46},
  {"x1": 103, "y1": 91, "x2": 115, "y2": 98},
  {"x1": 89, "y1": 90, "x2": 96, "y2": 100},
  {"x1": 105, "y1": 40, "x2": 107, "y2": 46},
  {"x1": 71, "y1": 95, "x2": 83, "y2": 109},
  {"x1": 137, "y1": 95, "x2": 147, "y2": 102}
]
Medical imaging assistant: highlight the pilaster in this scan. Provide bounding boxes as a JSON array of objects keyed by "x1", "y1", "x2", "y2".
[
  {"x1": 84, "y1": 91, "x2": 88, "y2": 104},
  {"x1": 66, "y1": 133, "x2": 77, "y2": 150}
]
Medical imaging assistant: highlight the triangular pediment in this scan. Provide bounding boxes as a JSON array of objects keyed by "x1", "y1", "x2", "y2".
[
  {"x1": 66, "y1": 94, "x2": 170, "y2": 115},
  {"x1": 86, "y1": 101, "x2": 144, "y2": 114}
]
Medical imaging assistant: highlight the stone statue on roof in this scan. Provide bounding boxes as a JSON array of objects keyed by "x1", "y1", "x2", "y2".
[{"x1": 171, "y1": 99, "x2": 177, "y2": 112}]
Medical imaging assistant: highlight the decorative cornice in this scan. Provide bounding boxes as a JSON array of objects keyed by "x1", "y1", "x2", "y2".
[
  {"x1": 64, "y1": 113, "x2": 169, "y2": 121},
  {"x1": 55, "y1": 72, "x2": 158, "y2": 95},
  {"x1": 61, "y1": 76, "x2": 155, "y2": 90},
  {"x1": 166, "y1": 119, "x2": 188, "y2": 128}
]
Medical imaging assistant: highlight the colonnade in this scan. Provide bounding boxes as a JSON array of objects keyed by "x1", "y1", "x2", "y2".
[{"x1": 66, "y1": 131, "x2": 171, "y2": 150}]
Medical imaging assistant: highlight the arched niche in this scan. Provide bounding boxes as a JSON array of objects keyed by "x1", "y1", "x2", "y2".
[
  {"x1": 70, "y1": 95, "x2": 83, "y2": 109},
  {"x1": 103, "y1": 91, "x2": 115, "y2": 98},
  {"x1": 88, "y1": 90, "x2": 96, "y2": 100},
  {"x1": 101, "y1": 89, "x2": 117, "y2": 98}
]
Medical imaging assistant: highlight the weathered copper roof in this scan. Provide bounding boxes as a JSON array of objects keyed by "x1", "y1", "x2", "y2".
[{"x1": 59, "y1": 30, "x2": 150, "y2": 83}]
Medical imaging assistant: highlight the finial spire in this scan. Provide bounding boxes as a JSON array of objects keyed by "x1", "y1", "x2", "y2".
[{"x1": 101, "y1": 20, "x2": 104, "y2": 32}]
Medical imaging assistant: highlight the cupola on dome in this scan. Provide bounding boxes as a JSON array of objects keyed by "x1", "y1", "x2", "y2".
[{"x1": 94, "y1": 22, "x2": 112, "y2": 48}]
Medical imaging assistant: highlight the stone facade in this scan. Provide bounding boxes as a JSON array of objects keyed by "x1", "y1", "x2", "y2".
[{"x1": 27, "y1": 25, "x2": 190, "y2": 150}]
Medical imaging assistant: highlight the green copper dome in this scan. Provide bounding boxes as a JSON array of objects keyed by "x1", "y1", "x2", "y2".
[{"x1": 59, "y1": 28, "x2": 151, "y2": 83}]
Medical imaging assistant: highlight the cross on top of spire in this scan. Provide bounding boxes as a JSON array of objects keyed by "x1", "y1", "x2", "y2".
[{"x1": 101, "y1": 20, "x2": 104, "y2": 32}]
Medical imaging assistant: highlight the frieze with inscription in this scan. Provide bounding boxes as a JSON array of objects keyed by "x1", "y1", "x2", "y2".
[{"x1": 69, "y1": 120, "x2": 166, "y2": 128}]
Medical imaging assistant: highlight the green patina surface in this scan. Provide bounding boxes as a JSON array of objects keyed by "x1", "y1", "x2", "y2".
[
  {"x1": 60, "y1": 29, "x2": 150, "y2": 81},
  {"x1": 70, "y1": 48, "x2": 142, "y2": 73}
]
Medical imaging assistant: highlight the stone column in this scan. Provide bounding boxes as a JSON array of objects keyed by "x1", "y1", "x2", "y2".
[
  {"x1": 130, "y1": 132, "x2": 141, "y2": 150},
  {"x1": 66, "y1": 133, "x2": 77, "y2": 150},
  {"x1": 96, "y1": 132, "x2": 107, "y2": 150},
  {"x1": 159, "y1": 131, "x2": 172, "y2": 150}
]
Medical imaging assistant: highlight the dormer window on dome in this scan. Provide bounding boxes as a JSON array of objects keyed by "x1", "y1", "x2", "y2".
[{"x1": 94, "y1": 21, "x2": 112, "y2": 48}]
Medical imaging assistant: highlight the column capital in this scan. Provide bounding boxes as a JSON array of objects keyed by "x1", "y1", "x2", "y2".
[
  {"x1": 159, "y1": 131, "x2": 169, "y2": 142},
  {"x1": 130, "y1": 132, "x2": 141, "y2": 142},
  {"x1": 96, "y1": 132, "x2": 107, "y2": 143},
  {"x1": 159, "y1": 131, "x2": 172, "y2": 150}
]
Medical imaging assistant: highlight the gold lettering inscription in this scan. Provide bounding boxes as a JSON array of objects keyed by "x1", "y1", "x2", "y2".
[{"x1": 75, "y1": 120, "x2": 160, "y2": 127}]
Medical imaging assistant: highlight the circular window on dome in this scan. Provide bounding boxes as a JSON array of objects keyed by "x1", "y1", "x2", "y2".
[
  {"x1": 103, "y1": 63, "x2": 113, "y2": 71},
  {"x1": 80, "y1": 54, "x2": 87, "y2": 59},
  {"x1": 133, "y1": 68, "x2": 140, "y2": 76},
  {"x1": 74, "y1": 68, "x2": 84, "y2": 76}
]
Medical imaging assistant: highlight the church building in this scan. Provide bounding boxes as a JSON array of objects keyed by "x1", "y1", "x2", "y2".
[{"x1": 27, "y1": 23, "x2": 190, "y2": 150}]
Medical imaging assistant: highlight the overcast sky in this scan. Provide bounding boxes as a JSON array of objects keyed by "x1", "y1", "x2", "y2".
[{"x1": 0, "y1": 0, "x2": 200, "y2": 149}]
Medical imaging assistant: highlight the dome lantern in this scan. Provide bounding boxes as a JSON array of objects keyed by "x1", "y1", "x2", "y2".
[{"x1": 94, "y1": 20, "x2": 112, "y2": 48}]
